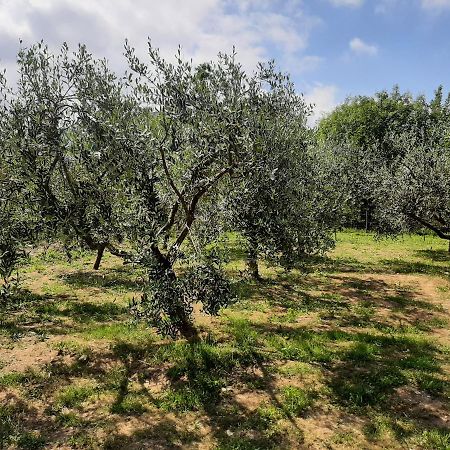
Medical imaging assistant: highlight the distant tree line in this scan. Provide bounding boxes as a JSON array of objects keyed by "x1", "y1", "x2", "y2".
[
  {"x1": 319, "y1": 86, "x2": 450, "y2": 250},
  {"x1": 1, "y1": 41, "x2": 449, "y2": 338}
]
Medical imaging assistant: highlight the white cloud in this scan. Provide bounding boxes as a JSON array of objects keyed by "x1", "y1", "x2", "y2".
[
  {"x1": 376, "y1": 0, "x2": 450, "y2": 13},
  {"x1": 374, "y1": 0, "x2": 397, "y2": 14},
  {"x1": 421, "y1": 0, "x2": 450, "y2": 10},
  {"x1": 349, "y1": 37, "x2": 378, "y2": 56},
  {"x1": 297, "y1": 55, "x2": 324, "y2": 72},
  {"x1": 304, "y1": 84, "x2": 339, "y2": 126},
  {"x1": 0, "y1": 0, "x2": 322, "y2": 80},
  {"x1": 329, "y1": 0, "x2": 364, "y2": 7}
]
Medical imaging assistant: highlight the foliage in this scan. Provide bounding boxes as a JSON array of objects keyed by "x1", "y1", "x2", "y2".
[
  {"x1": 374, "y1": 130, "x2": 450, "y2": 247},
  {"x1": 131, "y1": 255, "x2": 234, "y2": 338},
  {"x1": 125, "y1": 42, "x2": 325, "y2": 335},
  {"x1": 1, "y1": 42, "x2": 147, "y2": 269},
  {"x1": 0, "y1": 201, "x2": 29, "y2": 303},
  {"x1": 318, "y1": 85, "x2": 450, "y2": 229},
  {"x1": 225, "y1": 68, "x2": 345, "y2": 276},
  {"x1": 0, "y1": 72, "x2": 35, "y2": 302}
]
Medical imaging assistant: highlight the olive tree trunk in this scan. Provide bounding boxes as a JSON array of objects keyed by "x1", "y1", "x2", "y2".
[
  {"x1": 247, "y1": 236, "x2": 261, "y2": 281},
  {"x1": 150, "y1": 244, "x2": 200, "y2": 341},
  {"x1": 93, "y1": 244, "x2": 107, "y2": 270}
]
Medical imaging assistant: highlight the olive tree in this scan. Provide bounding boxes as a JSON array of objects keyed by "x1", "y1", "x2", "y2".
[
  {"x1": 317, "y1": 86, "x2": 449, "y2": 229},
  {"x1": 374, "y1": 130, "x2": 450, "y2": 251},
  {"x1": 225, "y1": 69, "x2": 343, "y2": 278},
  {"x1": 318, "y1": 85, "x2": 450, "y2": 253},
  {"x1": 125, "y1": 43, "x2": 312, "y2": 338},
  {"x1": 0, "y1": 177, "x2": 33, "y2": 303},
  {"x1": 0, "y1": 74, "x2": 37, "y2": 302},
  {"x1": 2, "y1": 42, "x2": 145, "y2": 269}
]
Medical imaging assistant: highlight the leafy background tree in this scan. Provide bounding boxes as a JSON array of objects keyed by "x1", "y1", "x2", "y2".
[
  {"x1": 374, "y1": 129, "x2": 450, "y2": 251},
  {"x1": 225, "y1": 68, "x2": 344, "y2": 278},
  {"x1": 318, "y1": 85, "x2": 450, "y2": 230}
]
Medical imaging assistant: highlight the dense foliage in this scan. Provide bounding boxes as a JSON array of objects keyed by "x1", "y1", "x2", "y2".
[
  {"x1": 2, "y1": 39, "x2": 448, "y2": 339},
  {"x1": 225, "y1": 67, "x2": 344, "y2": 277},
  {"x1": 1, "y1": 43, "x2": 146, "y2": 270},
  {"x1": 318, "y1": 86, "x2": 450, "y2": 245}
]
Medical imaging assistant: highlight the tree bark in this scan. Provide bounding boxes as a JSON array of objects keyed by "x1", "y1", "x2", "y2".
[
  {"x1": 247, "y1": 237, "x2": 261, "y2": 281},
  {"x1": 178, "y1": 318, "x2": 200, "y2": 342},
  {"x1": 93, "y1": 244, "x2": 106, "y2": 270},
  {"x1": 150, "y1": 243, "x2": 200, "y2": 341}
]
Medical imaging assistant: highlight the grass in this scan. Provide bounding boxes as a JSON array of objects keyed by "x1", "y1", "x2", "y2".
[
  {"x1": 280, "y1": 386, "x2": 315, "y2": 416},
  {"x1": 54, "y1": 383, "x2": 97, "y2": 409},
  {"x1": 0, "y1": 230, "x2": 449, "y2": 449}
]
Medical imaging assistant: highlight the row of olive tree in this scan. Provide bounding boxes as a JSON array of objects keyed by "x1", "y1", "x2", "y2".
[
  {"x1": 318, "y1": 86, "x2": 450, "y2": 250},
  {"x1": 1, "y1": 41, "x2": 346, "y2": 338}
]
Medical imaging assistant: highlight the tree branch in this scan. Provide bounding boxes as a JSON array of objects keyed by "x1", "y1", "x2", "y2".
[
  {"x1": 156, "y1": 200, "x2": 179, "y2": 238},
  {"x1": 168, "y1": 165, "x2": 235, "y2": 260},
  {"x1": 406, "y1": 212, "x2": 450, "y2": 240},
  {"x1": 159, "y1": 144, "x2": 189, "y2": 216}
]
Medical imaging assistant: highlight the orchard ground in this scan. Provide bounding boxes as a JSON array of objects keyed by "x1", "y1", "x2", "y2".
[{"x1": 0, "y1": 230, "x2": 449, "y2": 449}]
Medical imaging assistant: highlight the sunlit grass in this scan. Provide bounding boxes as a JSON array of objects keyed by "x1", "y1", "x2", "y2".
[{"x1": 0, "y1": 230, "x2": 449, "y2": 449}]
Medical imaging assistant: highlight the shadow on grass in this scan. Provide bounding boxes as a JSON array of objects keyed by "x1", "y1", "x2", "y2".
[
  {"x1": 60, "y1": 269, "x2": 143, "y2": 292},
  {"x1": 2, "y1": 312, "x2": 448, "y2": 448},
  {"x1": 103, "y1": 418, "x2": 202, "y2": 449},
  {"x1": 107, "y1": 333, "x2": 303, "y2": 449},
  {"x1": 0, "y1": 388, "x2": 202, "y2": 450},
  {"x1": 379, "y1": 259, "x2": 450, "y2": 277},
  {"x1": 2, "y1": 244, "x2": 448, "y2": 448},
  {"x1": 251, "y1": 321, "x2": 448, "y2": 423},
  {"x1": 290, "y1": 254, "x2": 450, "y2": 278},
  {"x1": 234, "y1": 271, "x2": 445, "y2": 328},
  {"x1": 39, "y1": 301, "x2": 127, "y2": 324},
  {"x1": 1, "y1": 392, "x2": 54, "y2": 449},
  {"x1": 416, "y1": 249, "x2": 450, "y2": 263},
  {"x1": 0, "y1": 289, "x2": 128, "y2": 339}
]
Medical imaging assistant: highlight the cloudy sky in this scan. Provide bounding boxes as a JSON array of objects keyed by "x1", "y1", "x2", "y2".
[{"x1": 1, "y1": 0, "x2": 449, "y2": 122}]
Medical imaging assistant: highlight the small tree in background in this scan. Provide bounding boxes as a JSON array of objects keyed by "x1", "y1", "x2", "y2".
[{"x1": 225, "y1": 68, "x2": 344, "y2": 278}]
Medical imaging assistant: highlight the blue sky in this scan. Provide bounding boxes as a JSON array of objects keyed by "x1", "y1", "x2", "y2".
[
  {"x1": 0, "y1": 0, "x2": 449, "y2": 122},
  {"x1": 301, "y1": 0, "x2": 450, "y2": 99}
]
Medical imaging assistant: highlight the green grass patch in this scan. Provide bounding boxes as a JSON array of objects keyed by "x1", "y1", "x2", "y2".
[
  {"x1": 280, "y1": 386, "x2": 315, "y2": 416},
  {"x1": 55, "y1": 383, "x2": 97, "y2": 409}
]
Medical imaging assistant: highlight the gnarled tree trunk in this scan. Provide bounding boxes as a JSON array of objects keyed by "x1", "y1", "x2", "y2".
[{"x1": 150, "y1": 243, "x2": 200, "y2": 341}]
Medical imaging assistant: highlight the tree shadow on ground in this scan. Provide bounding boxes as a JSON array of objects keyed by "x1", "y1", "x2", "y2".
[
  {"x1": 60, "y1": 269, "x2": 143, "y2": 292},
  {"x1": 0, "y1": 289, "x2": 129, "y2": 340},
  {"x1": 0, "y1": 391, "x2": 73, "y2": 449},
  {"x1": 2, "y1": 251, "x2": 449, "y2": 448},
  {"x1": 2, "y1": 308, "x2": 448, "y2": 449},
  {"x1": 290, "y1": 254, "x2": 450, "y2": 279},
  {"x1": 235, "y1": 272, "x2": 446, "y2": 331},
  {"x1": 416, "y1": 249, "x2": 450, "y2": 263},
  {"x1": 103, "y1": 418, "x2": 202, "y2": 449},
  {"x1": 251, "y1": 320, "x2": 449, "y2": 432},
  {"x1": 293, "y1": 255, "x2": 367, "y2": 274},
  {"x1": 34, "y1": 299, "x2": 127, "y2": 323}
]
